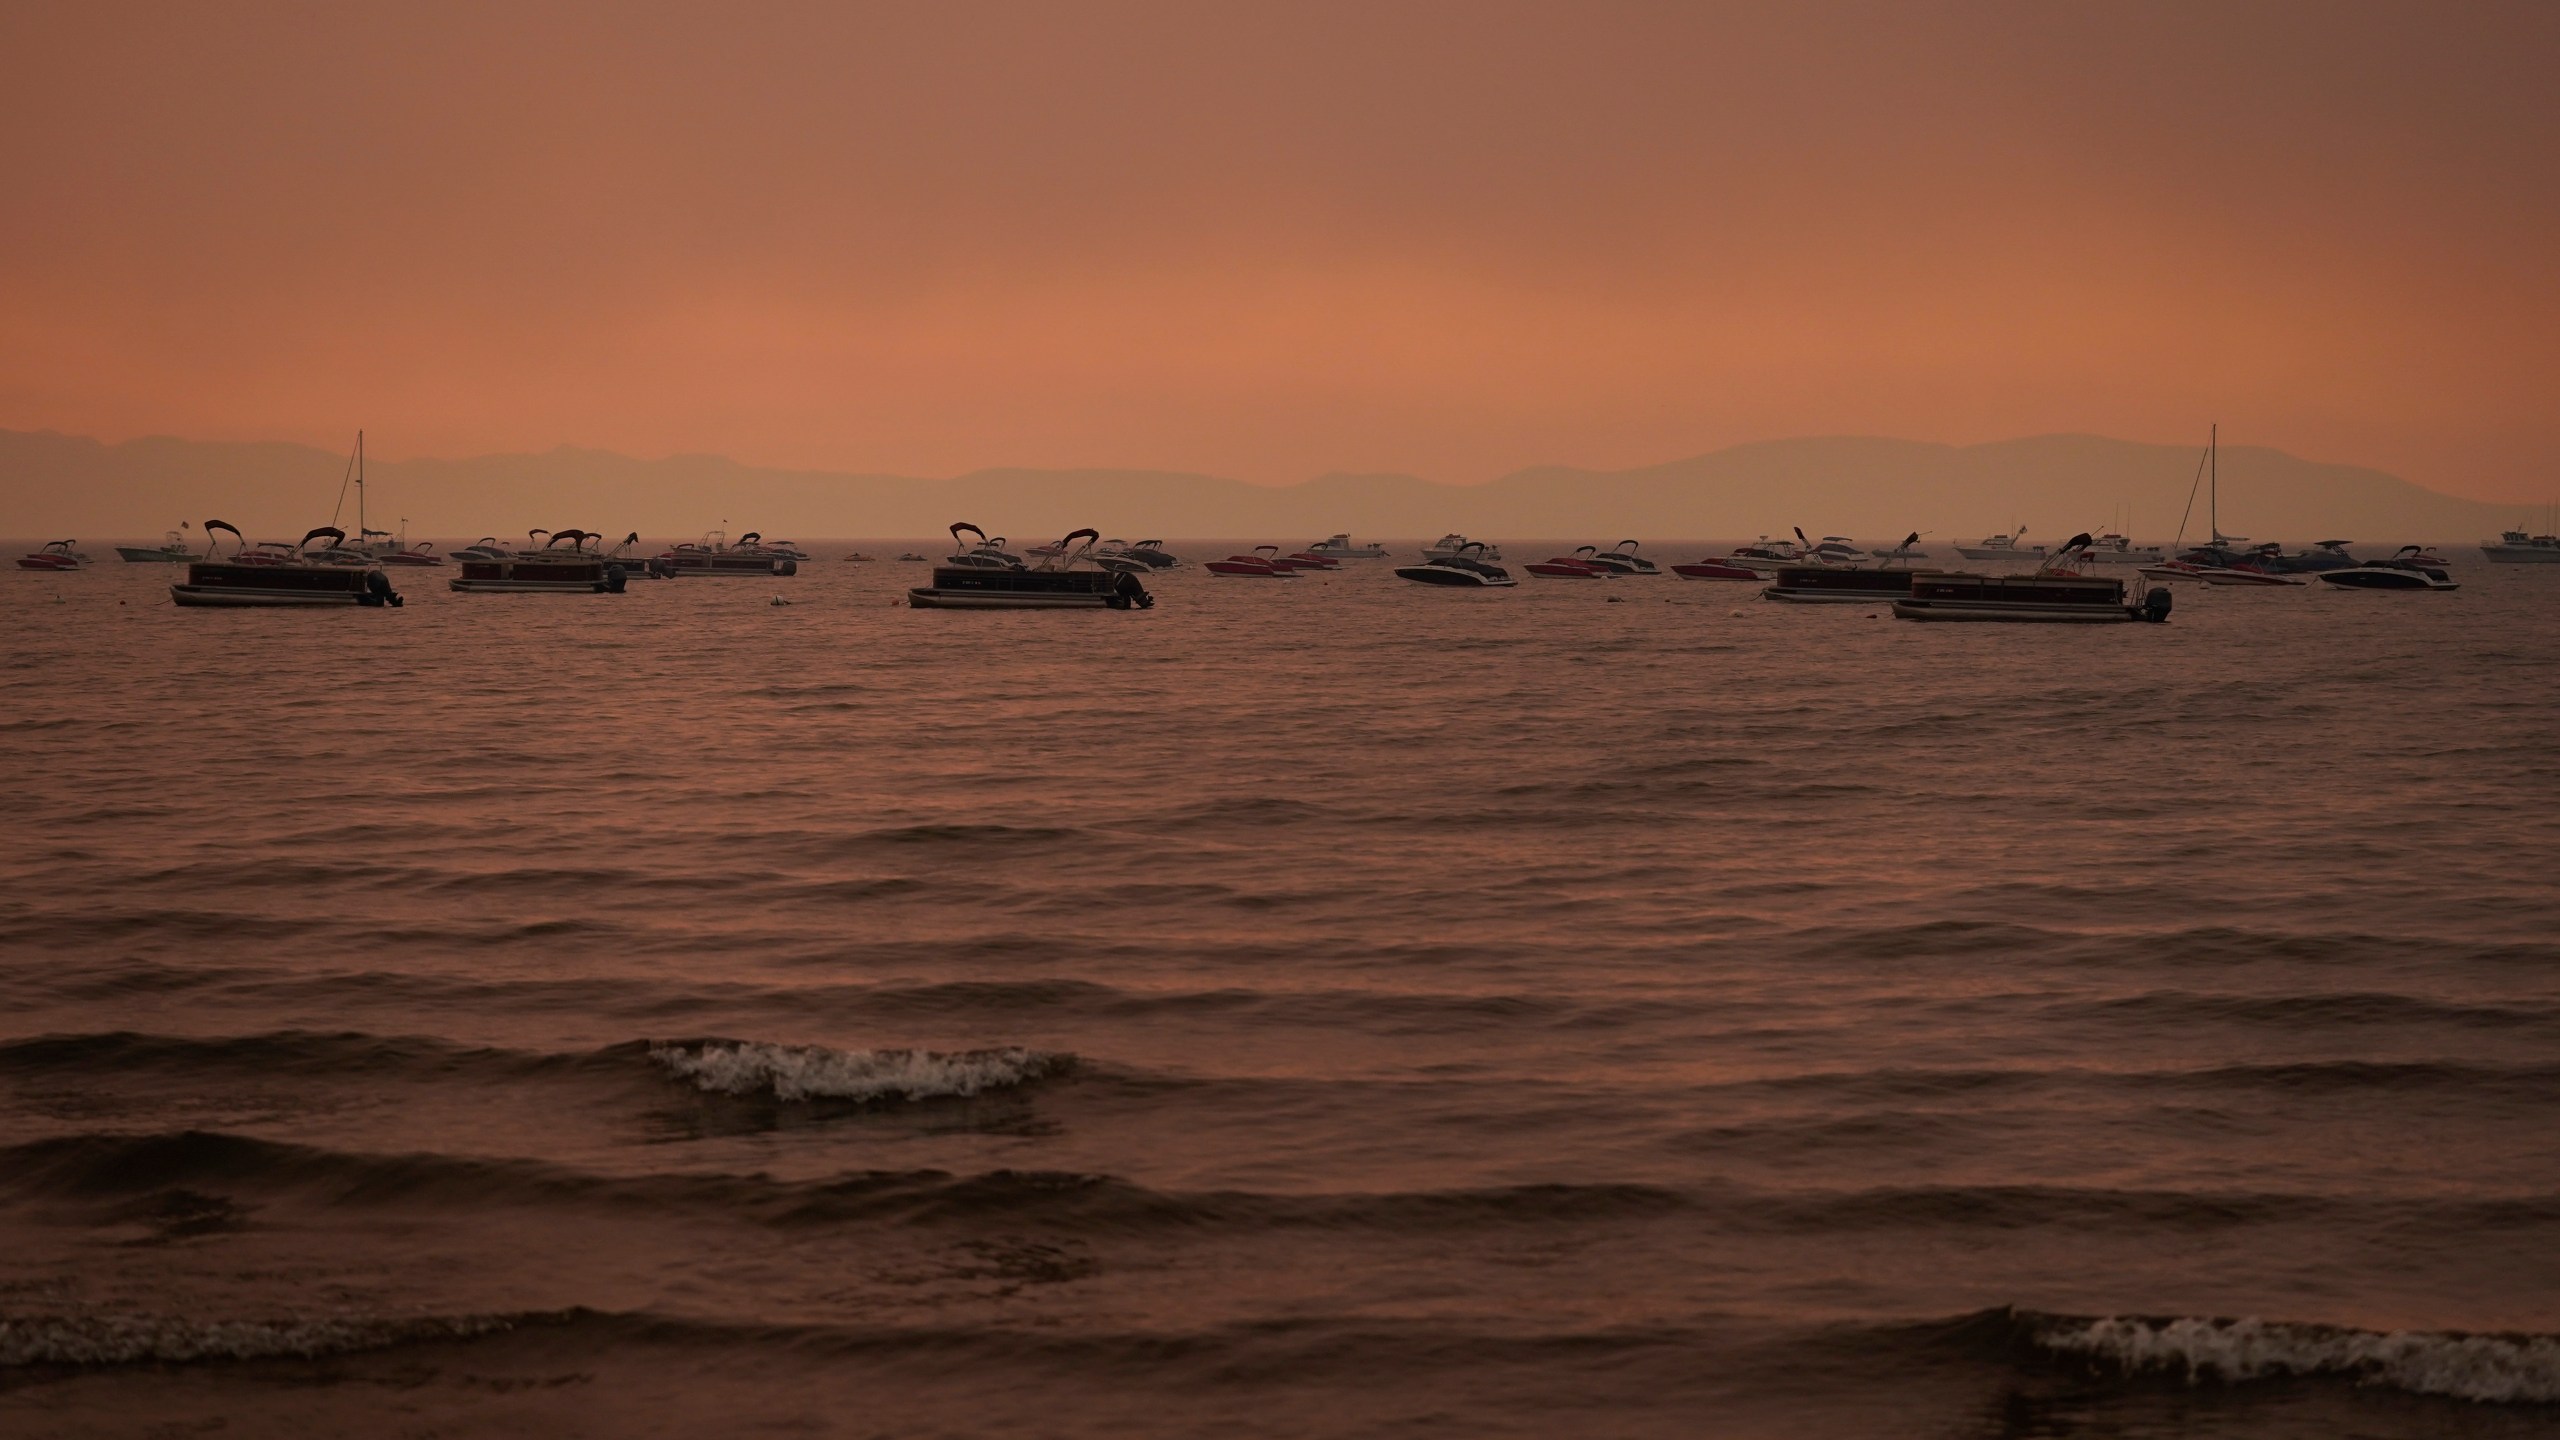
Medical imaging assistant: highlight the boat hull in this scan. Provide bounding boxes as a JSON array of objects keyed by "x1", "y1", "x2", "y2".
[
  {"x1": 908, "y1": 565, "x2": 1153, "y2": 610},
  {"x1": 2320, "y1": 570, "x2": 2457, "y2": 591},
  {"x1": 114, "y1": 548, "x2": 190, "y2": 563},
  {"x1": 1394, "y1": 565, "x2": 1515, "y2": 586},
  {"x1": 2480, "y1": 546, "x2": 2560, "y2": 563},
  {"x1": 1893, "y1": 572, "x2": 2166, "y2": 624},
  {"x1": 1672, "y1": 563, "x2": 1760, "y2": 581},
  {"x1": 907, "y1": 588, "x2": 1143, "y2": 609},
  {"x1": 450, "y1": 558, "x2": 627, "y2": 593},
  {"x1": 172, "y1": 560, "x2": 401, "y2": 608}
]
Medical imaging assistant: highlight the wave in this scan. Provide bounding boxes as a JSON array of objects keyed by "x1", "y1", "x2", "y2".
[
  {"x1": 2023, "y1": 1310, "x2": 2560, "y2": 1405},
  {"x1": 0, "y1": 1309, "x2": 569, "y2": 1368},
  {"x1": 648, "y1": 1040, "x2": 1070, "y2": 1103}
]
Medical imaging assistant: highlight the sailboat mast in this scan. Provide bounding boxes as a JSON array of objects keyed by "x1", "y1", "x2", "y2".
[
  {"x1": 356, "y1": 430, "x2": 366, "y2": 543},
  {"x1": 2209, "y1": 423, "x2": 2218, "y2": 546}
]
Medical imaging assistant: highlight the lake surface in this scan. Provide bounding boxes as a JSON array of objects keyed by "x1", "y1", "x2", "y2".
[{"x1": 3, "y1": 544, "x2": 2556, "y2": 1438}]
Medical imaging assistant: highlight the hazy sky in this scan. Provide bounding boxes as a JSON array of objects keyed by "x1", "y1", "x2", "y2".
[{"x1": 4, "y1": 1, "x2": 2555, "y2": 499}]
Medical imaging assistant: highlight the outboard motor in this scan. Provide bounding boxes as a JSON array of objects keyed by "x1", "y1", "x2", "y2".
[
  {"x1": 2141, "y1": 586, "x2": 2172, "y2": 623},
  {"x1": 604, "y1": 564, "x2": 629, "y2": 594},
  {"x1": 648, "y1": 556, "x2": 675, "y2": 579},
  {"x1": 774, "y1": 558, "x2": 798, "y2": 576},
  {"x1": 1112, "y1": 572, "x2": 1154, "y2": 610},
  {"x1": 362, "y1": 570, "x2": 402, "y2": 608}
]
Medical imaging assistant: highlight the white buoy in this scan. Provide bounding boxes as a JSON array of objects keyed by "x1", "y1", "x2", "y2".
[{"x1": 770, "y1": 594, "x2": 791, "y2": 606}]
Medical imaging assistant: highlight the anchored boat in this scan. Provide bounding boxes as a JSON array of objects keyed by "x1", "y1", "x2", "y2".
[
  {"x1": 450, "y1": 530, "x2": 634, "y2": 593},
  {"x1": 908, "y1": 528, "x2": 1154, "y2": 609},
  {"x1": 1395, "y1": 542, "x2": 1516, "y2": 587},
  {"x1": 2320, "y1": 549, "x2": 2460, "y2": 591},
  {"x1": 1764, "y1": 565, "x2": 1918, "y2": 603},
  {"x1": 1893, "y1": 535, "x2": 2169, "y2": 623},
  {"x1": 172, "y1": 522, "x2": 403, "y2": 607}
]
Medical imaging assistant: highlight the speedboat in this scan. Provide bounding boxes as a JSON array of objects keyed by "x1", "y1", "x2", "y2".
[
  {"x1": 375, "y1": 541, "x2": 445, "y2": 567},
  {"x1": 16, "y1": 541, "x2": 89, "y2": 571},
  {"x1": 2479, "y1": 529, "x2": 2560, "y2": 563},
  {"x1": 451, "y1": 537, "x2": 513, "y2": 562},
  {"x1": 172, "y1": 522, "x2": 403, "y2": 607},
  {"x1": 1279, "y1": 549, "x2": 1342, "y2": 570},
  {"x1": 897, "y1": 552, "x2": 929, "y2": 562},
  {"x1": 1867, "y1": 532, "x2": 1931, "y2": 563},
  {"x1": 937, "y1": 524, "x2": 1023, "y2": 571},
  {"x1": 2198, "y1": 544, "x2": 2308, "y2": 586},
  {"x1": 841, "y1": 551, "x2": 877, "y2": 563},
  {"x1": 1582, "y1": 540, "x2": 1662, "y2": 576},
  {"x1": 1396, "y1": 543, "x2": 1515, "y2": 586},
  {"x1": 2263, "y1": 539, "x2": 2359, "y2": 574},
  {"x1": 908, "y1": 528, "x2": 1154, "y2": 609},
  {"x1": 1303, "y1": 534, "x2": 1388, "y2": 559},
  {"x1": 1206, "y1": 545, "x2": 1301, "y2": 577},
  {"x1": 116, "y1": 527, "x2": 196, "y2": 563},
  {"x1": 1124, "y1": 540, "x2": 1183, "y2": 570},
  {"x1": 1894, "y1": 535, "x2": 2169, "y2": 623},
  {"x1": 1672, "y1": 558, "x2": 1762, "y2": 580},
  {"x1": 1527, "y1": 548, "x2": 1611, "y2": 578},
  {"x1": 1422, "y1": 533, "x2": 1502, "y2": 561},
  {"x1": 1955, "y1": 527, "x2": 2044, "y2": 561},
  {"x1": 2320, "y1": 549, "x2": 2460, "y2": 590},
  {"x1": 1723, "y1": 537, "x2": 1808, "y2": 573},
  {"x1": 1809, "y1": 535, "x2": 1867, "y2": 564},
  {"x1": 2079, "y1": 532, "x2": 2165, "y2": 565}
]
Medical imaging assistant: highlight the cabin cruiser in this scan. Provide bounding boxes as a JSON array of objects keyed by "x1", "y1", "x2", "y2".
[
  {"x1": 1893, "y1": 536, "x2": 2168, "y2": 623},
  {"x1": 172, "y1": 522, "x2": 403, "y2": 607},
  {"x1": 115, "y1": 527, "x2": 196, "y2": 563},
  {"x1": 908, "y1": 528, "x2": 1154, "y2": 609},
  {"x1": 1582, "y1": 540, "x2": 1662, "y2": 576},
  {"x1": 1527, "y1": 548, "x2": 1611, "y2": 578},
  {"x1": 2320, "y1": 548, "x2": 2460, "y2": 590},
  {"x1": 1303, "y1": 534, "x2": 1389, "y2": 559},
  {"x1": 1206, "y1": 545, "x2": 1304, "y2": 577},
  {"x1": 1396, "y1": 543, "x2": 1516, "y2": 586},
  {"x1": 16, "y1": 541, "x2": 90, "y2": 570},
  {"x1": 1956, "y1": 527, "x2": 2044, "y2": 561},
  {"x1": 450, "y1": 529, "x2": 634, "y2": 593},
  {"x1": 2480, "y1": 529, "x2": 2560, "y2": 563},
  {"x1": 1422, "y1": 534, "x2": 1502, "y2": 561}
]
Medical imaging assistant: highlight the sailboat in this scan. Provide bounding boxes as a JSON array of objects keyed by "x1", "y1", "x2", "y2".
[{"x1": 2138, "y1": 426, "x2": 2295, "y2": 583}]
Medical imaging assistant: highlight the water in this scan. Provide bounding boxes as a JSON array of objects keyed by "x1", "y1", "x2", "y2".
[{"x1": 3, "y1": 547, "x2": 2557, "y2": 1438}]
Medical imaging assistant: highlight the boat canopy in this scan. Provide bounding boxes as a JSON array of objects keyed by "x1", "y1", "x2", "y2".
[{"x1": 301, "y1": 526, "x2": 345, "y2": 548}]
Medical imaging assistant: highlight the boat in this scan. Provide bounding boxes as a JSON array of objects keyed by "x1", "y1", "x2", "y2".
[
  {"x1": 116, "y1": 527, "x2": 196, "y2": 563},
  {"x1": 2262, "y1": 539, "x2": 2359, "y2": 574},
  {"x1": 2199, "y1": 544, "x2": 2308, "y2": 586},
  {"x1": 1764, "y1": 566, "x2": 1918, "y2": 603},
  {"x1": 2320, "y1": 548, "x2": 2460, "y2": 591},
  {"x1": 1395, "y1": 542, "x2": 1516, "y2": 586},
  {"x1": 1723, "y1": 537, "x2": 1809, "y2": 573},
  {"x1": 1955, "y1": 526, "x2": 2044, "y2": 561},
  {"x1": 841, "y1": 552, "x2": 877, "y2": 563},
  {"x1": 1421, "y1": 533, "x2": 1502, "y2": 561},
  {"x1": 939, "y1": 523, "x2": 1022, "y2": 571},
  {"x1": 172, "y1": 522, "x2": 403, "y2": 607},
  {"x1": 1527, "y1": 548, "x2": 1611, "y2": 578},
  {"x1": 1671, "y1": 558, "x2": 1762, "y2": 581},
  {"x1": 451, "y1": 537, "x2": 512, "y2": 562},
  {"x1": 1808, "y1": 534, "x2": 1868, "y2": 564},
  {"x1": 1582, "y1": 540, "x2": 1663, "y2": 576},
  {"x1": 908, "y1": 528, "x2": 1155, "y2": 609},
  {"x1": 2138, "y1": 427, "x2": 2290, "y2": 585},
  {"x1": 2079, "y1": 532, "x2": 2166, "y2": 565},
  {"x1": 897, "y1": 552, "x2": 929, "y2": 563},
  {"x1": 449, "y1": 530, "x2": 633, "y2": 593},
  {"x1": 2480, "y1": 528, "x2": 2560, "y2": 563},
  {"x1": 1303, "y1": 534, "x2": 1389, "y2": 559},
  {"x1": 1277, "y1": 549, "x2": 1341, "y2": 570},
  {"x1": 1123, "y1": 540, "x2": 1183, "y2": 570},
  {"x1": 1894, "y1": 535, "x2": 2170, "y2": 623},
  {"x1": 658, "y1": 529, "x2": 803, "y2": 576},
  {"x1": 375, "y1": 542, "x2": 446, "y2": 567},
  {"x1": 1867, "y1": 532, "x2": 1931, "y2": 563},
  {"x1": 1206, "y1": 545, "x2": 1303, "y2": 577},
  {"x1": 16, "y1": 541, "x2": 90, "y2": 571}
]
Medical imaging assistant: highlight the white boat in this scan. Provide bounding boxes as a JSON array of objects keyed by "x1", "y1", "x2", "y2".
[
  {"x1": 1955, "y1": 526, "x2": 2044, "y2": 561},
  {"x1": 1723, "y1": 537, "x2": 1808, "y2": 573},
  {"x1": 2320, "y1": 548, "x2": 2460, "y2": 590},
  {"x1": 1421, "y1": 533, "x2": 1502, "y2": 561},
  {"x1": 1304, "y1": 534, "x2": 1389, "y2": 559},
  {"x1": 1809, "y1": 535, "x2": 1867, "y2": 564},
  {"x1": 115, "y1": 527, "x2": 195, "y2": 563},
  {"x1": 2079, "y1": 532, "x2": 2165, "y2": 565},
  {"x1": 2480, "y1": 529, "x2": 2560, "y2": 563}
]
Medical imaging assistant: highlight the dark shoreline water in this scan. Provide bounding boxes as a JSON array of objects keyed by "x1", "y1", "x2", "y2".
[{"x1": 3, "y1": 554, "x2": 2556, "y2": 1437}]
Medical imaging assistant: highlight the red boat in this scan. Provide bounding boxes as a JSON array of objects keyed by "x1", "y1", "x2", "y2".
[
  {"x1": 1207, "y1": 545, "x2": 1302, "y2": 577},
  {"x1": 1527, "y1": 547, "x2": 1611, "y2": 578},
  {"x1": 376, "y1": 542, "x2": 446, "y2": 567},
  {"x1": 16, "y1": 541, "x2": 86, "y2": 571}
]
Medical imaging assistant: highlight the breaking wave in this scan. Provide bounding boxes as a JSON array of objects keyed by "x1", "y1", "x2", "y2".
[
  {"x1": 648, "y1": 1040, "x2": 1071, "y2": 1103},
  {"x1": 2027, "y1": 1311, "x2": 2560, "y2": 1405}
]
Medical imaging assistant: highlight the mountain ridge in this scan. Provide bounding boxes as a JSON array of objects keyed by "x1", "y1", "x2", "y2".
[{"x1": 0, "y1": 428, "x2": 2526, "y2": 543}]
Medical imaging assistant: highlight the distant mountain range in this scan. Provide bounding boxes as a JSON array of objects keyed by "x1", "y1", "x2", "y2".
[{"x1": 0, "y1": 428, "x2": 2528, "y2": 544}]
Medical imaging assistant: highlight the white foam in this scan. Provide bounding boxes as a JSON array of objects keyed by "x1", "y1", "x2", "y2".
[
  {"x1": 2036, "y1": 1314, "x2": 2560, "y2": 1404},
  {"x1": 649, "y1": 1041, "x2": 1065, "y2": 1103},
  {"x1": 0, "y1": 1313, "x2": 518, "y2": 1367}
]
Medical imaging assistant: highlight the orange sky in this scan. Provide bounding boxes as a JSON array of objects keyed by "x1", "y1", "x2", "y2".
[{"x1": 3, "y1": 2, "x2": 2555, "y2": 499}]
